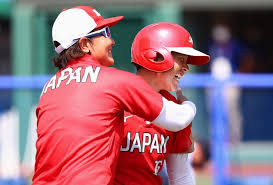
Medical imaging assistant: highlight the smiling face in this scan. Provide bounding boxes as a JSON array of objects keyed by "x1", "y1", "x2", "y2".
[
  {"x1": 90, "y1": 35, "x2": 115, "y2": 66},
  {"x1": 157, "y1": 52, "x2": 189, "y2": 92},
  {"x1": 82, "y1": 35, "x2": 115, "y2": 66}
]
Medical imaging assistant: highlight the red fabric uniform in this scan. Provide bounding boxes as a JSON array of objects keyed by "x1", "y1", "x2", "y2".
[
  {"x1": 33, "y1": 55, "x2": 164, "y2": 185},
  {"x1": 114, "y1": 90, "x2": 193, "y2": 185}
]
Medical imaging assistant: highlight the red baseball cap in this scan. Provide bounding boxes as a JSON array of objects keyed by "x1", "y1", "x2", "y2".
[{"x1": 52, "y1": 6, "x2": 124, "y2": 54}]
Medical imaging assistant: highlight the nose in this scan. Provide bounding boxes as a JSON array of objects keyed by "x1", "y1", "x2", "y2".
[{"x1": 111, "y1": 38, "x2": 115, "y2": 46}]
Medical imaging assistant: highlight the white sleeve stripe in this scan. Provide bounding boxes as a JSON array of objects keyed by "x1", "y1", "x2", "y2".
[{"x1": 152, "y1": 97, "x2": 196, "y2": 132}]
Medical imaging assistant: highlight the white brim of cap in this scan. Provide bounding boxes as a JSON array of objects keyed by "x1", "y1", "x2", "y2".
[{"x1": 166, "y1": 47, "x2": 210, "y2": 65}]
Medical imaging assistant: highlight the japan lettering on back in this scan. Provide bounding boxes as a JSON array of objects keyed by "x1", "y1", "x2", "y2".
[
  {"x1": 42, "y1": 66, "x2": 101, "y2": 94},
  {"x1": 120, "y1": 132, "x2": 169, "y2": 154}
]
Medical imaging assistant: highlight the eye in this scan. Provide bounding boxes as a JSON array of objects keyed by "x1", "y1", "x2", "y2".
[
  {"x1": 181, "y1": 56, "x2": 189, "y2": 64},
  {"x1": 178, "y1": 57, "x2": 185, "y2": 64}
]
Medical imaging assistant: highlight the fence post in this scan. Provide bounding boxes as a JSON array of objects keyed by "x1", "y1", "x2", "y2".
[
  {"x1": 210, "y1": 81, "x2": 229, "y2": 185},
  {"x1": 11, "y1": 3, "x2": 35, "y2": 164}
]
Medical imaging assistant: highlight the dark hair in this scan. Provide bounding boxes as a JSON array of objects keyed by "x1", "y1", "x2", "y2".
[
  {"x1": 52, "y1": 38, "x2": 93, "y2": 69},
  {"x1": 133, "y1": 63, "x2": 142, "y2": 71}
]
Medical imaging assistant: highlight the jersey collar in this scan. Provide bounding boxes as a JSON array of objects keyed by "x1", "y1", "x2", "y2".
[{"x1": 68, "y1": 54, "x2": 103, "y2": 67}]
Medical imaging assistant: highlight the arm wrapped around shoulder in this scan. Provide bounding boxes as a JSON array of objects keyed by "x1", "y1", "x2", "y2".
[{"x1": 152, "y1": 97, "x2": 196, "y2": 132}]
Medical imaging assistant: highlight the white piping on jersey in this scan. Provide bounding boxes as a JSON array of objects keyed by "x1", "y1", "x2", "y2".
[{"x1": 124, "y1": 115, "x2": 134, "y2": 122}]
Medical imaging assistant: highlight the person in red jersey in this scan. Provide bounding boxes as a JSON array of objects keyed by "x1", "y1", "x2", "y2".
[
  {"x1": 114, "y1": 22, "x2": 210, "y2": 185},
  {"x1": 33, "y1": 7, "x2": 199, "y2": 185}
]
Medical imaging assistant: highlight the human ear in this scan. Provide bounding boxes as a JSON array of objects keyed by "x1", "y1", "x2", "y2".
[{"x1": 78, "y1": 37, "x2": 92, "y2": 54}]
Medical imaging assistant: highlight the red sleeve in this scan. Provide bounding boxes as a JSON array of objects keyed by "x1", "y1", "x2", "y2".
[
  {"x1": 159, "y1": 90, "x2": 194, "y2": 153},
  {"x1": 170, "y1": 124, "x2": 194, "y2": 153},
  {"x1": 108, "y1": 69, "x2": 163, "y2": 122}
]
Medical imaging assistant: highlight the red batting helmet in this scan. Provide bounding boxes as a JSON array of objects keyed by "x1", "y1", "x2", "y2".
[{"x1": 131, "y1": 22, "x2": 210, "y2": 72}]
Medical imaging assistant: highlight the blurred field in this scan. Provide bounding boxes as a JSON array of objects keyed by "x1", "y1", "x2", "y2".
[
  {"x1": 194, "y1": 142, "x2": 273, "y2": 185},
  {"x1": 196, "y1": 171, "x2": 212, "y2": 185}
]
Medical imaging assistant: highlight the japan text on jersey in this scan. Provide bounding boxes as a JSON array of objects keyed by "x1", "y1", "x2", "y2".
[{"x1": 42, "y1": 66, "x2": 101, "y2": 95}]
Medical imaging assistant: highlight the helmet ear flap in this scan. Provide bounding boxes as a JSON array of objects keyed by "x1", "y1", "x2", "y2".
[
  {"x1": 140, "y1": 48, "x2": 174, "y2": 72},
  {"x1": 143, "y1": 50, "x2": 157, "y2": 62}
]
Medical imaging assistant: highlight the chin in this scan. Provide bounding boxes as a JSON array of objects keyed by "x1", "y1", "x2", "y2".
[
  {"x1": 108, "y1": 61, "x2": 115, "y2": 66},
  {"x1": 103, "y1": 60, "x2": 114, "y2": 67}
]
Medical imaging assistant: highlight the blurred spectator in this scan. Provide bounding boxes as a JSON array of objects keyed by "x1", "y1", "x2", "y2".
[
  {"x1": 243, "y1": 25, "x2": 268, "y2": 73},
  {"x1": 190, "y1": 140, "x2": 210, "y2": 170},
  {"x1": 207, "y1": 24, "x2": 253, "y2": 73},
  {"x1": 206, "y1": 24, "x2": 254, "y2": 144}
]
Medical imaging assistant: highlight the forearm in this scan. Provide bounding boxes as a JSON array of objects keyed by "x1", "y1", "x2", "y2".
[
  {"x1": 152, "y1": 97, "x2": 196, "y2": 132},
  {"x1": 166, "y1": 154, "x2": 195, "y2": 185}
]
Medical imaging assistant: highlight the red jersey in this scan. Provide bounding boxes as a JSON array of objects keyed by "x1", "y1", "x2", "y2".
[
  {"x1": 114, "y1": 90, "x2": 193, "y2": 185},
  {"x1": 33, "y1": 55, "x2": 164, "y2": 185}
]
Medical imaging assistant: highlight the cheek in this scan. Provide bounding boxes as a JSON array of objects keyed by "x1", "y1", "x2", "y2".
[
  {"x1": 165, "y1": 76, "x2": 175, "y2": 90},
  {"x1": 163, "y1": 73, "x2": 173, "y2": 83},
  {"x1": 173, "y1": 62, "x2": 180, "y2": 70},
  {"x1": 96, "y1": 48, "x2": 106, "y2": 58}
]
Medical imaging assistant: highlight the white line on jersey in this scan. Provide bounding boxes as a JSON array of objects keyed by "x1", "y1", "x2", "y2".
[{"x1": 124, "y1": 115, "x2": 134, "y2": 122}]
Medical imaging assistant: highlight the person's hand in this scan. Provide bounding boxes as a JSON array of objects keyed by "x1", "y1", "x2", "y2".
[{"x1": 176, "y1": 88, "x2": 188, "y2": 104}]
